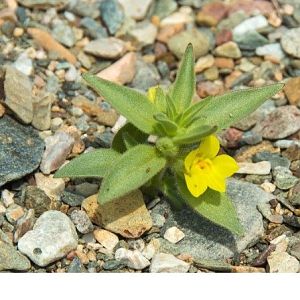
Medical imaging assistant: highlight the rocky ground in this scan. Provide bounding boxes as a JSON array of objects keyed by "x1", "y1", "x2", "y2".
[{"x1": 0, "y1": 0, "x2": 300, "y2": 273}]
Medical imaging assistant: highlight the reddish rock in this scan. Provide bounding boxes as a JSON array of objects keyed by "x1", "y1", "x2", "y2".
[
  {"x1": 214, "y1": 57, "x2": 234, "y2": 69},
  {"x1": 284, "y1": 77, "x2": 300, "y2": 105},
  {"x1": 216, "y1": 29, "x2": 232, "y2": 46},
  {"x1": 156, "y1": 24, "x2": 184, "y2": 43},
  {"x1": 196, "y1": 1, "x2": 228, "y2": 26},
  {"x1": 220, "y1": 127, "x2": 243, "y2": 148},
  {"x1": 228, "y1": 0, "x2": 274, "y2": 16},
  {"x1": 197, "y1": 81, "x2": 224, "y2": 98}
]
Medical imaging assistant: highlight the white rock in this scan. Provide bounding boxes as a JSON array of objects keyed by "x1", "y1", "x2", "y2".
[
  {"x1": 1, "y1": 189, "x2": 15, "y2": 207},
  {"x1": 93, "y1": 229, "x2": 119, "y2": 251},
  {"x1": 35, "y1": 173, "x2": 65, "y2": 199},
  {"x1": 267, "y1": 252, "x2": 299, "y2": 273},
  {"x1": 274, "y1": 140, "x2": 300, "y2": 149},
  {"x1": 233, "y1": 15, "x2": 268, "y2": 36},
  {"x1": 129, "y1": 21, "x2": 157, "y2": 46},
  {"x1": 164, "y1": 226, "x2": 185, "y2": 244},
  {"x1": 118, "y1": 0, "x2": 153, "y2": 20},
  {"x1": 142, "y1": 239, "x2": 160, "y2": 260},
  {"x1": 256, "y1": 43, "x2": 285, "y2": 60},
  {"x1": 115, "y1": 248, "x2": 150, "y2": 270},
  {"x1": 260, "y1": 181, "x2": 276, "y2": 193},
  {"x1": 18, "y1": 211, "x2": 78, "y2": 267},
  {"x1": 270, "y1": 234, "x2": 289, "y2": 253},
  {"x1": 236, "y1": 161, "x2": 271, "y2": 175},
  {"x1": 13, "y1": 52, "x2": 33, "y2": 76},
  {"x1": 150, "y1": 253, "x2": 190, "y2": 273},
  {"x1": 160, "y1": 7, "x2": 193, "y2": 27},
  {"x1": 65, "y1": 65, "x2": 78, "y2": 82},
  {"x1": 111, "y1": 115, "x2": 127, "y2": 133},
  {"x1": 195, "y1": 54, "x2": 214, "y2": 73}
]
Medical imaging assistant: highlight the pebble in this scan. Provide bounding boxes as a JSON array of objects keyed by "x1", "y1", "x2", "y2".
[
  {"x1": 129, "y1": 21, "x2": 157, "y2": 47},
  {"x1": 14, "y1": 209, "x2": 35, "y2": 243},
  {"x1": 151, "y1": 212, "x2": 166, "y2": 228},
  {"x1": 233, "y1": 15, "x2": 268, "y2": 37},
  {"x1": 281, "y1": 28, "x2": 300, "y2": 58},
  {"x1": 97, "y1": 52, "x2": 137, "y2": 85},
  {"x1": 40, "y1": 131, "x2": 75, "y2": 174},
  {"x1": 13, "y1": 52, "x2": 33, "y2": 76},
  {"x1": 1, "y1": 189, "x2": 14, "y2": 207},
  {"x1": 67, "y1": 257, "x2": 87, "y2": 273},
  {"x1": 150, "y1": 253, "x2": 190, "y2": 273},
  {"x1": 274, "y1": 140, "x2": 300, "y2": 149},
  {"x1": 214, "y1": 41, "x2": 241, "y2": 59},
  {"x1": 119, "y1": 0, "x2": 153, "y2": 20},
  {"x1": 70, "y1": 210, "x2": 94, "y2": 234},
  {"x1": 142, "y1": 239, "x2": 159, "y2": 260},
  {"x1": 61, "y1": 191, "x2": 85, "y2": 207},
  {"x1": 289, "y1": 182, "x2": 300, "y2": 206},
  {"x1": 160, "y1": 7, "x2": 193, "y2": 27},
  {"x1": 260, "y1": 181, "x2": 276, "y2": 193},
  {"x1": 18, "y1": 211, "x2": 78, "y2": 267},
  {"x1": 32, "y1": 92, "x2": 53, "y2": 131},
  {"x1": 196, "y1": 1, "x2": 228, "y2": 26},
  {"x1": 234, "y1": 31, "x2": 268, "y2": 51},
  {"x1": 252, "y1": 152, "x2": 290, "y2": 170},
  {"x1": 267, "y1": 252, "x2": 299, "y2": 273},
  {"x1": 93, "y1": 229, "x2": 119, "y2": 251},
  {"x1": 84, "y1": 37, "x2": 126, "y2": 59},
  {"x1": 4, "y1": 66, "x2": 33, "y2": 124},
  {"x1": 273, "y1": 166, "x2": 299, "y2": 190},
  {"x1": 257, "y1": 202, "x2": 283, "y2": 224},
  {"x1": 289, "y1": 241, "x2": 300, "y2": 261},
  {"x1": 255, "y1": 43, "x2": 285, "y2": 60},
  {"x1": 115, "y1": 248, "x2": 150, "y2": 270},
  {"x1": 35, "y1": 172, "x2": 65, "y2": 199},
  {"x1": 236, "y1": 161, "x2": 271, "y2": 175},
  {"x1": 82, "y1": 190, "x2": 152, "y2": 238},
  {"x1": 80, "y1": 17, "x2": 108, "y2": 39},
  {"x1": 284, "y1": 77, "x2": 300, "y2": 105},
  {"x1": 5, "y1": 204, "x2": 25, "y2": 224},
  {"x1": 153, "y1": 0, "x2": 177, "y2": 19},
  {"x1": 18, "y1": 0, "x2": 69, "y2": 9},
  {"x1": 164, "y1": 226, "x2": 185, "y2": 244},
  {"x1": 195, "y1": 54, "x2": 215, "y2": 73},
  {"x1": 52, "y1": 23, "x2": 76, "y2": 48}
]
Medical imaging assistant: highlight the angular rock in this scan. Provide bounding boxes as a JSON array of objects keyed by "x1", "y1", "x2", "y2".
[
  {"x1": 281, "y1": 28, "x2": 300, "y2": 58},
  {"x1": 13, "y1": 52, "x2": 33, "y2": 76},
  {"x1": 195, "y1": 54, "x2": 214, "y2": 73},
  {"x1": 4, "y1": 66, "x2": 33, "y2": 124},
  {"x1": 129, "y1": 21, "x2": 157, "y2": 47},
  {"x1": 0, "y1": 116, "x2": 44, "y2": 187},
  {"x1": 196, "y1": 1, "x2": 228, "y2": 26},
  {"x1": 119, "y1": 0, "x2": 153, "y2": 20},
  {"x1": 14, "y1": 209, "x2": 35, "y2": 243},
  {"x1": 284, "y1": 77, "x2": 300, "y2": 105},
  {"x1": 52, "y1": 23, "x2": 76, "y2": 48},
  {"x1": 115, "y1": 248, "x2": 150, "y2": 270},
  {"x1": 17, "y1": 0, "x2": 69, "y2": 9},
  {"x1": 236, "y1": 161, "x2": 271, "y2": 175},
  {"x1": 233, "y1": 15, "x2": 268, "y2": 36},
  {"x1": 18, "y1": 211, "x2": 78, "y2": 267},
  {"x1": 255, "y1": 43, "x2": 285, "y2": 60},
  {"x1": 164, "y1": 226, "x2": 185, "y2": 244},
  {"x1": 267, "y1": 252, "x2": 299, "y2": 273},
  {"x1": 32, "y1": 92, "x2": 53, "y2": 131},
  {"x1": 5, "y1": 204, "x2": 25, "y2": 224},
  {"x1": 93, "y1": 228, "x2": 119, "y2": 251},
  {"x1": 70, "y1": 210, "x2": 94, "y2": 234},
  {"x1": 150, "y1": 253, "x2": 190, "y2": 273},
  {"x1": 214, "y1": 41, "x2": 241, "y2": 58},
  {"x1": 273, "y1": 166, "x2": 298, "y2": 190}
]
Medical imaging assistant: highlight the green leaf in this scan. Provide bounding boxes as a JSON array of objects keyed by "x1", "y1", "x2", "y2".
[
  {"x1": 153, "y1": 113, "x2": 178, "y2": 136},
  {"x1": 54, "y1": 149, "x2": 120, "y2": 178},
  {"x1": 165, "y1": 95, "x2": 177, "y2": 121},
  {"x1": 177, "y1": 176, "x2": 243, "y2": 235},
  {"x1": 194, "y1": 84, "x2": 284, "y2": 131},
  {"x1": 99, "y1": 145, "x2": 167, "y2": 204},
  {"x1": 149, "y1": 86, "x2": 167, "y2": 113},
  {"x1": 112, "y1": 123, "x2": 148, "y2": 153},
  {"x1": 168, "y1": 43, "x2": 195, "y2": 113},
  {"x1": 172, "y1": 125, "x2": 218, "y2": 145},
  {"x1": 82, "y1": 73, "x2": 159, "y2": 134}
]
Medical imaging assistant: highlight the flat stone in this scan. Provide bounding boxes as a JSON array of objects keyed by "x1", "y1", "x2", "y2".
[
  {"x1": 234, "y1": 31, "x2": 268, "y2": 51},
  {"x1": 153, "y1": 0, "x2": 177, "y2": 19},
  {"x1": 61, "y1": 191, "x2": 85, "y2": 207},
  {"x1": 195, "y1": 54, "x2": 215, "y2": 73},
  {"x1": 18, "y1": 211, "x2": 78, "y2": 267},
  {"x1": 82, "y1": 190, "x2": 152, "y2": 238},
  {"x1": 32, "y1": 92, "x2": 53, "y2": 131},
  {"x1": 236, "y1": 161, "x2": 271, "y2": 175},
  {"x1": 196, "y1": 1, "x2": 228, "y2": 26},
  {"x1": 160, "y1": 7, "x2": 193, "y2": 27},
  {"x1": 67, "y1": 256, "x2": 87, "y2": 273},
  {"x1": 4, "y1": 66, "x2": 33, "y2": 124},
  {"x1": 80, "y1": 17, "x2": 108, "y2": 39},
  {"x1": 70, "y1": 210, "x2": 94, "y2": 234},
  {"x1": 256, "y1": 43, "x2": 285, "y2": 60},
  {"x1": 281, "y1": 28, "x2": 300, "y2": 58},
  {"x1": 119, "y1": 0, "x2": 153, "y2": 20},
  {"x1": 153, "y1": 179, "x2": 273, "y2": 260},
  {"x1": 5, "y1": 204, "x2": 25, "y2": 224},
  {"x1": 284, "y1": 77, "x2": 300, "y2": 105},
  {"x1": 93, "y1": 228, "x2": 119, "y2": 251},
  {"x1": 214, "y1": 41, "x2": 241, "y2": 58},
  {"x1": 14, "y1": 209, "x2": 35, "y2": 243},
  {"x1": 150, "y1": 253, "x2": 190, "y2": 273},
  {"x1": 52, "y1": 23, "x2": 76, "y2": 48},
  {"x1": 17, "y1": 0, "x2": 69, "y2": 9},
  {"x1": 164, "y1": 226, "x2": 185, "y2": 244},
  {"x1": 129, "y1": 21, "x2": 157, "y2": 47},
  {"x1": 267, "y1": 252, "x2": 299, "y2": 273},
  {"x1": 115, "y1": 248, "x2": 150, "y2": 270},
  {"x1": 233, "y1": 15, "x2": 268, "y2": 36},
  {"x1": 252, "y1": 152, "x2": 290, "y2": 170},
  {"x1": 273, "y1": 166, "x2": 298, "y2": 190},
  {"x1": 0, "y1": 115, "x2": 44, "y2": 187},
  {"x1": 13, "y1": 52, "x2": 33, "y2": 76}
]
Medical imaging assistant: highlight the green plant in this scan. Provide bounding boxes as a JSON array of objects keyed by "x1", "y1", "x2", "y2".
[{"x1": 54, "y1": 44, "x2": 283, "y2": 235}]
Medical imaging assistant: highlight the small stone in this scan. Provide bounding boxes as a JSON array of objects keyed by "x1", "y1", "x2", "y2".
[
  {"x1": 237, "y1": 161, "x2": 271, "y2": 175},
  {"x1": 281, "y1": 28, "x2": 300, "y2": 58},
  {"x1": 156, "y1": 24, "x2": 184, "y2": 43},
  {"x1": 214, "y1": 41, "x2": 241, "y2": 58},
  {"x1": 18, "y1": 211, "x2": 78, "y2": 267},
  {"x1": 119, "y1": 0, "x2": 153, "y2": 20},
  {"x1": 61, "y1": 191, "x2": 85, "y2": 207},
  {"x1": 273, "y1": 166, "x2": 299, "y2": 190},
  {"x1": 233, "y1": 15, "x2": 268, "y2": 36},
  {"x1": 65, "y1": 65, "x2": 78, "y2": 82},
  {"x1": 32, "y1": 92, "x2": 53, "y2": 131},
  {"x1": 52, "y1": 23, "x2": 76, "y2": 48},
  {"x1": 282, "y1": 145, "x2": 300, "y2": 161},
  {"x1": 234, "y1": 31, "x2": 268, "y2": 51},
  {"x1": 150, "y1": 253, "x2": 190, "y2": 273},
  {"x1": 252, "y1": 152, "x2": 290, "y2": 170},
  {"x1": 93, "y1": 229, "x2": 119, "y2": 251},
  {"x1": 195, "y1": 54, "x2": 214, "y2": 73},
  {"x1": 270, "y1": 234, "x2": 289, "y2": 253},
  {"x1": 289, "y1": 182, "x2": 300, "y2": 206},
  {"x1": 153, "y1": 0, "x2": 177, "y2": 19},
  {"x1": 214, "y1": 57, "x2": 234, "y2": 69},
  {"x1": 0, "y1": 104, "x2": 5, "y2": 117},
  {"x1": 283, "y1": 215, "x2": 300, "y2": 228},
  {"x1": 5, "y1": 204, "x2": 24, "y2": 224},
  {"x1": 267, "y1": 252, "x2": 299, "y2": 273},
  {"x1": 142, "y1": 239, "x2": 160, "y2": 260},
  {"x1": 289, "y1": 241, "x2": 300, "y2": 260},
  {"x1": 115, "y1": 248, "x2": 150, "y2": 270},
  {"x1": 196, "y1": 1, "x2": 228, "y2": 26},
  {"x1": 256, "y1": 43, "x2": 285, "y2": 60},
  {"x1": 4, "y1": 66, "x2": 33, "y2": 124},
  {"x1": 151, "y1": 212, "x2": 166, "y2": 228},
  {"x1": 70, "y1": 210, "x2": 94, "y2": 234},
  {"x1": 40, "y1": 131, "x2": 75, "y2": 174},
  {"x1": 128, "y1": 239, "x2": 145, "y2": 251},
  {"x1": 84, "y1": 37, "x2": 126, "y2": 59},
  {"x1": 284, "y1": 77, "x2": 300, "y2": 105},
  {"x1": 67, "y1": 256, "x2": 87, "y2": 273},
  {"x1": 274, "y1": 140, "x2": 300, "y2": 149},
  {"x1": 1, "y1": 189, "x2": 14, "y2": 207},
  {"x1": 75, "y1": 183, "x2": 99, "y2": 197},
  {"x1": 260, "y1": 181, "x2": 276, "y2": 193},
  {"x1": 257, "y1": 202, "x2": 283, "y2": 224},
  {"x1": 164, "y1": 226, "x2": 185, "y2": 244},
  {"x1": 129, "y1": 21, "x2": 157, "y2": 46},
  {"x1": 160, "y1": 7, "x2": 193, "y2": 27},
  {"x1": 14, "y1": 209, "x2": 35, "y2": 243},
  {"x1": 13, "y1": 52, "x2": 33, "y2": 76},
  {"x1": 18, "y1": 0, "x2": 69, "y2": 9},
  {"x1": 35, "y1": 172, "x2": 65, "y2": 199}
]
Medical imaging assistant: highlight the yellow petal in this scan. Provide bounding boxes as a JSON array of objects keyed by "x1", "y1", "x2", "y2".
[
  {"x1": 212, "y1": 154, "x2": 239, "y2": 178},
  {"x1": 184, "y1": 148, "x2": 198, "y2": 173},
  {"x1": 206, "y1": 170, "x2": 226, "y2": 193},
  {"x1": 147, "y1": 86, "x2": 158, "y2": 103},
  {"x1": 197, "y1": 135, "x2": 220, "y2": 159},
  {"x1": 184, "y1": 173, "x2": 208, "y2": 197}
]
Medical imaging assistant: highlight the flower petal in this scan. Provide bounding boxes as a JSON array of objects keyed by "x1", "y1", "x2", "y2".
[
  {"x1": 212, "y1": 154, "x2": 239, "y2": 178},
  {"x1": 184, "y1": 173, "x2": 207, "y2": 197},
  {"x1": 197, "y1": 135, "x2": 220, "y2": 159},
  {"x1": 184, "y1": 148, "x2": 198, "y2": 173},
  {"x1": 206, "y1": 170, "x2": 226, "y2": 193}
]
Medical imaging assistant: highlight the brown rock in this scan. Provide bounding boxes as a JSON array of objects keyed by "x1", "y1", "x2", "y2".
[
  {"x1": 14, "y1": 209, "x2": 35, "y2": 243},
  {"x1": 216, "y1": 29, "x2": 232, "y2": 46},
  {"x1": 27, "y1": 28, "x2": 76, "y2": 64},
  {"x1": 32, "y1": 92, "x2": 53, "y2": 130},
  {"x1": 225, "y1": 70, "x2": 242, "y2": 88},
  {"x1": 214, "y1": 57, "x2": 234, "y2": 69},
  {"x1": 197, "y1": 81, "x2": 224, "y2": 98},
  {"x1": 284, "y1": 77, "x2": 300, "y2": 105},
  {"x1": 228, "y1": 0, "x2": 274, "y2": 16},
  {"x1": 195, "y1": 54, "x2": 214, "y2": 73},
  {"x1": 282, "y1": 145, "x2": 300, "y2": 161},
  {"x1": 231, "y1": 266, "x2": 265, "y2": 273},
  {"x1": 156, "y1": 24, "x2": 184, "y2": 43},
  {"x1": 0, "y1": 103, "x2": 5, "y2": 117},
  {"x1": 93, "y1": 228, "x2": 119, "y2": 250},
  {"x1": 82, "y1": 190, "x2": 152, "y2": 238}
]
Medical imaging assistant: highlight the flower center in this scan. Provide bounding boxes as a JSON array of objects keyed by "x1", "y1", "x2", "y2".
[{"x1": 196, "y1": 158, "x2": 212, "y2": 170}]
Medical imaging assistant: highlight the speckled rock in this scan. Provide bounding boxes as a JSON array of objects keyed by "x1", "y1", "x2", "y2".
[
  {"x1": 17, "y1": 0, "x2": 70, "y2": 9},
  {"x1": 70, "y1": 210, "x2": 94, "y2": 234},
  {"x1": 281, "y1": 28, "x2": 300, "y2": 58},
  {"x1": 119, "y1": 0, "x2": 153, "y2": 20},
  {"x1": 273, "y1": 167, "x2": 299, "y2": 190},
  {"x1": 267, "y1": 252, "x2": 300, "y2": 273},
  {"x1": 115, "y1": 248, "x2": 150, "y2": 270},
  {"x1": 150, "y1": 253, "x2": 190, "y2": 273}
]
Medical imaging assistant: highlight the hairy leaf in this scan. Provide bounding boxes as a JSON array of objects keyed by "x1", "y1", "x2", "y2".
[
  {"x1": 153, "y1": 113, "x2": 178, "y2": 136},
  {"x1": 99, "y1": 145, "x2": 167, "y2": 204}
]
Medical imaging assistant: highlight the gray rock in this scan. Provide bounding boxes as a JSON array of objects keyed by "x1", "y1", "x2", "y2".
[
  {"x1": 273, "y1": 166, "x2": 298, "y2": 190},
  {"x1": 153, "y1": 179, "x2": 273, "y2": 260},
  {"x1": 18, "y1": 211, "x2": 78, "y2": 267},
  {"x1": 61, "y1": 190, "x2": 85, "y2": 207},
  {"x1": 234, "y1": 30, "x2": 268, "y2": 51},
  {"x1": 17, "y1": 0, "x2": 69, "y2": 9},
  {"x1": 70, "y1": 209, "x2": 94, "y2": 234},
  {"x1": 0, "y1": 116, "x2": 44, "y2": 187},
  {"x1": 233, "y1": 15, "x2": 268, "y2": 36},
  {"x1": 115, "y1": 248, "x2": 150, "y2": 270},
  {"x1": 4, "y1": 66, "x2": 33, "y2": 124},
  {"x1": 67, "y1": 257, "x2": 87, "y2": 273},
  {"x1": 252, "y1": 152, "x2": 291, "y2": 170},
  {"x1": 274, "y1": 140, "x2": 300, "y2": 149},
  {"x1": 129, "y1": 21, "x2": 157, "y2": 46},
  {"x1": 281, "y1": 28, "x2": 300, "y2": 58},
  {"x1": 13, "y1": 52, "x2": 33, "y2": 76},
  {"x1": 150, "y1": 253, "x2": 190, "y2": 273},
  {"x1": 153, "y1": 0, "x2": 177, "y2": 19},
  {"x1": 32, "y1": 93, "x2": 53, "y2": 131},
  {"x1": 119, "y1": 0, "x2": 153, "y2": 20},
  {"x1": 289, "y1": 241, "x2": 300, "y2": 260},
  {"x1": 52, "y1": 23, "x2": 76, "y2": 47},
  {"x1": 80, "y1": 17, "x2": 108, "y2": 39},
  {"x1": 256, "y1": 43, "x2": 285, "y2": 60},
  {"x1": 0, "y1": 241, "x2": 31, "y2": 271},
  {"x1": 5, "y1": 204, "x2": 24, "y2": 224},
  {"x1": 289, "y1": 182, "x2": 300, "y2": 206},
  {"x1": 178, "y1": 0, "x2": 203, "y2": 8}
]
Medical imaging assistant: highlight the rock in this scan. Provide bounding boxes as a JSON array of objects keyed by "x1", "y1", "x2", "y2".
[
  {"x1": 84, "y1": 37, "x2": 126, "y2": 59},
  {"x1": 236, "y1": 161, "x2": 271, "y2": 175},
  {"x1": 75, "y1": 182, "x2": 99, "y2": 197},
  {"x1": 234, "y1": 31, "x2": 268, "y2": 51},
  {"x1": 1, "y1": 189, "x2": 14, "y2": 207},
  {"x1": 196, "y1": 1, "x2": 228, "y2": 26},
  {"x1": 52, "y1": 23, "x2": 76, "y2": 48},
  {"x1": 195, "y1": 54, "x2": 214, "y2": 73},
  {"x1": 284, "y1": 77, "x2": 300, "y2": 105},
  {"x1": 32, "y1": 92, "x2": 53, "y2": 131},
  {"x1": 115, "y1": 248, "x2": 150, "y2": 270},
  {"x1": 0, "y1": 115, "x2": 44, "y2": 187},
  {"x1": 281, "y1": 28, "x2": 300, "y2": 58},
  {"x1": 256, "y1": 43, "x2": 285, "y2": 60},
  {"x1": 4, "y1": 66, "x2": 33, "y2": 124},
  {"x1": 67, "y1": 256, "x2": 87, "y2": 273},
  {"x1": 257, "y1": 202, "x2": 283, "y2": 224},
  {"x1": 97, "y1": 52, "x2": 137, "y2": 85},
  {"x1": 129, "y1": 21, "x2": 157, "y2": 47},
  {"x1": 160, "y1": 7, "x2": 193, "y2": 27},
  {"x1": 35, "y1": 172, "x2": 65, "y2": 199},
  {"x1": 5, "y1": 204, "x2": 25, "y2": 224},
  {"x1": 214, "y1": 41, "x2": 241, "y2": 58},
  {"x1": 289, "y1": 182, "x2": 300, "y2": 206},
  {"x1": 100, "y1": 0, "x2": 124, "y2": 35},
  {"x1": 82, "y1": 190, "x2": 152, "y2": 238},
  {"x1": 61, "y1": 191, "x2": 85, "y2": 207},
  {"x1": 253, "y1": 106, "x2": 300, "y2": 139},
  {"x1": 164, "y1": 226, "x2": 185, "y2": 244},
  {"x1": 142, "y1": 239, "x2": 160, "y2": 260},
  {"x1": 273, "y1": 166, "x2": 298, "y2": 190},
  {"x1": 27, "y1": 28, "x2": 77, "y2": 64},
  {"x1": 167, "y1": 29, "x2": 210, "y2": 59},
  {"x1": 289, "y1": 241, "x2": 300, "y2": 260},
  {"x1": 0, "y1": 241, "x2": 31, "y2": 271},
  {"x1": 233, "y1": 15, "x2": 268, "y2": 36},
  {"x1": 252, "y1": 152, "x2": 290, "y2": 170},
  {"x1": 283, "y1": 215, "x2": 300, "y2": 228},
  {"x1": 80, "y1": 17, "x2": 108, "y2": 39},
  {"x1": 154, "y1": 179, "x2": 273, "y2": 260},
  {"x1": 151, "y1": 212, "x2": 166, "y2": 228},
  {"x1": 13, "y1": 52, "x2": 33, "y2": 76},
  {"x1": 150, "y1": 253, "x2": 190, "y2": 273},
  {"x1": 70, "y1": 210, "x2": 94, "y2": 234},
  {"x1": 274, "y1": 140, "x2": 300, "y2": 149},
  {"x1": 18, "y1": 211, "x2": 78, "y2": 267},
  {"x1": 93, "y1": 228, "x2": 119, "y2": 251},
  {"x1": 282, "y1": 145, "x2": 300, "y2": 161},
  {"x1": 267, "y1": 252, "x2": 299, "y2": 273},
  {"x1": 14, "y1": 209, "x2": 35, "y2": 243},
  {"x1": 153, "y1": 0, "x2": 177, "y2": 19},
  {"x1": 17, "y1": 0, "x2": 69, "y2": 9},
  {"x1": 119, "y1": 0, "x2": 153, "y2": 20},
  {"x1": 40, "y1": 131, "x2": 75, "y2": 174}
]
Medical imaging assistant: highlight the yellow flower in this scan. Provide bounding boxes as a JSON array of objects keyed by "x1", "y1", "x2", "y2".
[
  {"x1": 184, "y1": 135, "x2": 239, "y2": 197},
  {"x1": 147, "y1": 86, "x2": 158, "y2": 103}
]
